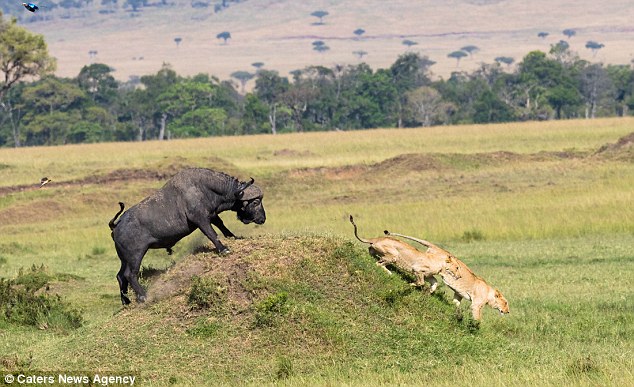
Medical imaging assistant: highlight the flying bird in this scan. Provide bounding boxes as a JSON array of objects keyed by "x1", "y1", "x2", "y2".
[
  {"x1": 39, "y1": 177, "x2": 51, "y2": 188},
  {"x1": 22, "y1": 2, "x2": 39, "y2": 12}
]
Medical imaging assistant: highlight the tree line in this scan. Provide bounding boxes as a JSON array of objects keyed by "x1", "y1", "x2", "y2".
[{"x1": 1, "y1": 33, "x2": 633, "y2": 147}]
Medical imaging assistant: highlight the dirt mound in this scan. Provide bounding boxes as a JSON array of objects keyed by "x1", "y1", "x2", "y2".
[
  {"x1": 0, "y1": 199, "x2": 70, "y2": 225},
  {"x1": 143, "y1": 237, "x2": 312, "y2": 309},
  {"x1": 145, "y1": 248, "x2": 253, "y2": 309},
  {"x1": 373, "y1": 153, "x2": 442, "y2": 171},
  {"x1": 286, "y1": 150, "x2": 584, "y2": 183},
  {"x1": 289, "y1": 165, "x2": 368, "y2": 180},
  {"x1": 595, "y1": 132, "x2": 634, "y2": 161},
  {"x1": 0, "y1": 156, "x2": 240, "y2": 197},
  {"x1": 273, "y1": 148, "x2": 316, "y2": 157}
]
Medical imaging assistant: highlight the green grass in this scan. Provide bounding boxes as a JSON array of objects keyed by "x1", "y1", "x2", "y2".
[{"x1": 0, "y1": 118, "x2": 633, "y2": 385}]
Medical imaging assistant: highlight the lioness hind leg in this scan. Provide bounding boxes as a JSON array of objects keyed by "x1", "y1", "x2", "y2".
[
  {"x1": 427, "y1": 276, "x2": 438, "y2": 293},
  {"x1": 410, "y1": 272, "x2": 426, "y2": 287},
  {"x1": 376, "y1": 261, "x2": 392, "y2": 275},
  {"x1": 453, "y1": 293, "x2": 463, "y2": 307}
]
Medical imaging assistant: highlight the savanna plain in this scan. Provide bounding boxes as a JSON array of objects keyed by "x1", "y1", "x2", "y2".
[{"x1": 0, "y1": 118, "x2": 633, "y2": 386}]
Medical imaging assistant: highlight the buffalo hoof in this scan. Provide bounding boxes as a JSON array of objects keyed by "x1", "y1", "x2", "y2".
[
  {"x1": 137, "y1": 295, "x2": 147, "y2": 303},
  {"x1": 121, "y1": 293, "x2": 131, "y2": 305},
  {"x1": 218, "y1": 247, "x2": 231, "y2": 255}
]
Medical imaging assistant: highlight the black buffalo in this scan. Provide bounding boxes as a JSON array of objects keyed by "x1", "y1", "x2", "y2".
[{"x1": 109, "y1": 168, "x2": 266, "y2": 304}]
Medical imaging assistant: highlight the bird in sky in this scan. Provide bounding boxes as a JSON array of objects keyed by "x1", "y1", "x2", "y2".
[
  {"x1": 39, "y1": 177, "x2": 51, "y2": 188},
  {"x1": 22, "y1": 2, "x2": 39, "y2": 12}
]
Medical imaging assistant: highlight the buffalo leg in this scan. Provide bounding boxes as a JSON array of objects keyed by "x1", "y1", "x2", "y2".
[
  {"x1": 121, "y1": 247, "x2": 148, "y2": 303},
  {"x1": 195, "y1": 218, "x2": 229, "y2": 254},
  {"x1": 211, "y1": 216, "x2": 235, "y2": 238},
  {"x1": 116, "y1": 259, "x2": 131, "y2": 305},
  {"x1": 115, "y1": 243, "x2": 131, "y2": 305}
]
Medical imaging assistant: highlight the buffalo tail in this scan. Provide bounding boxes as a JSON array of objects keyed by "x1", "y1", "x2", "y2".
[{"x1": 108, "y1": 202, "x2": 125, "y2": 230}]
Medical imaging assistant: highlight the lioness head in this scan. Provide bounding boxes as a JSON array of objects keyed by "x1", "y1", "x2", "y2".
[
  {"x1": 443, "y1": 256, "x2": 462, "y2": 280},
  {"x1": 492, "y1": 289, "x2": 510, "y2": 315}
]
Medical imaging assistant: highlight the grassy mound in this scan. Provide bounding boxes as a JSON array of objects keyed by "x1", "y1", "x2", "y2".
[{"x1": 47, "y1": 235, "x2": 504, "y2": 384}]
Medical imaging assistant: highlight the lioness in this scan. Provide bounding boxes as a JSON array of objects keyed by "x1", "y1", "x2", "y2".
[
  {"x1": 384, "y1": 231, "x2": 509, "y2": 320},
  {"x1": 349, "y1": 216, "x2": 460, "y2": 292}
]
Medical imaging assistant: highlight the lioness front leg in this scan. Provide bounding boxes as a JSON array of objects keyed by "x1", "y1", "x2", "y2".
[{"x1": 471, "y1": 302, "x2": 484, "y2": 320}]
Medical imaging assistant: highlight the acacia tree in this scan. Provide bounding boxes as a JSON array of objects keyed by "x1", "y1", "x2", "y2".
[
  {"x1": 461, "y1": 45, "x2": 479, "y2": 58},
  {"x1": 311, "y1": 10, "x2": 329, "y2": 24},
  {"x1": 495, "y1": 56, "x2": 514, "y2": 68},
  {"x1": 585, "y1": 41, "x2": 604, "y2": 57},
  {"x1": 563, "y1": 29, "x2": 576, "y2": 40},
  {"x1": 231, "y1": 71, "x2": 254, "y2": 93},
  {"x1": 216, "y1": 31, "x2": 231, "y2": 44},
  {"x1": 0, "y1": 15, "x2": 56, "y2": 147},
  {"x1": 353, "y1": 28, "x2": 365, "y2": 39},
  {"x1": 402, "y1": 40, "x2": 418, "y2": 49},
  {"x1": 353, "y1": 50, "x2": 368, "y2": 59},
  {"x1": 448, "y1": 51, "x2": 468, "y2": 67}
]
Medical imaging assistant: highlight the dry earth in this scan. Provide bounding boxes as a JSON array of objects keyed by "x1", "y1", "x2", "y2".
[{"x1": 16, "y1": 0, "x2": 634, "y2": 83}]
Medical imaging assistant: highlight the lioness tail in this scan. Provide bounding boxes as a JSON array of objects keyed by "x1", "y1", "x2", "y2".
[
  {"x1": 349, "y1": 215, "x2": 371, "y2": 244},
  {"x1": 384, "y1": 230, "x2": 449, "y2": 254}
]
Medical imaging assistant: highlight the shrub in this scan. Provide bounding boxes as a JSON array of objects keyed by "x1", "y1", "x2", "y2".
[
  {"x1": 568, "y1": 356, "x2": 603, "y2": 377},
  {"x1": 91, "y1": 246, "x2": 106, "y2": 255},
  {"x1": 0, "y1": 266, "x2": 83, "y2": 331},
  {"x1": 186, "y1": 318, "x2": 222, "y2": 338},
  {"x1": 187, "y1": 275, "x2": 227, "y2": 312},
  {"x1": 254, "y1": 292, "x2": 289, "y2": 327},
  {"x1": 276, "y1": 356, "x2": 294, "y2": 380},
  {"x1": 461, "y1": 229, "x2": 486, "y2": 242}
]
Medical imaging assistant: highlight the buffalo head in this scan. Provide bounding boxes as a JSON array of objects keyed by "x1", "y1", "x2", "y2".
[{"x1": 236, "y1": 181, "x2": 266, "y2": 225}]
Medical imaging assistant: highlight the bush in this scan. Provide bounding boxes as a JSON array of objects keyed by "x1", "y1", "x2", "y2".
[
  {"x1": 186, "y1": 318, "x2": 222, "y2": 338},
  {"x1": 254, "y1": 292, "x2": 289, "y2": 327},
  {"x1": 187, "y1": 275, "x2": 228, "y2": 312},
  {"x1": 276, "y1": 356, "x2": 294, "y2": 380},
  {"x1": 0, "y1": 265, "x2": 83, "y2": 331},
  {"x1": 461, "y1": 229, "x2": 486, "y2": 242}
]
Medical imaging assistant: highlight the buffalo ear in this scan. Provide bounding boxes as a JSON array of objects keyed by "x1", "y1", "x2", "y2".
[{"x1": 235, "y1": 177, "x2": 255, "y2": 198}]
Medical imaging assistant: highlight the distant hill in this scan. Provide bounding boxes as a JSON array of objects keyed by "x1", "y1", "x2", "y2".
[{"x1": 10, "y1": 0, "x2": 634, "y2": 83}]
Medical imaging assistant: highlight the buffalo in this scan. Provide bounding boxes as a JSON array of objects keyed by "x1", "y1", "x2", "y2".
[{"x1": 109, "y1": 168, "x2": 266, "y2": 304}]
